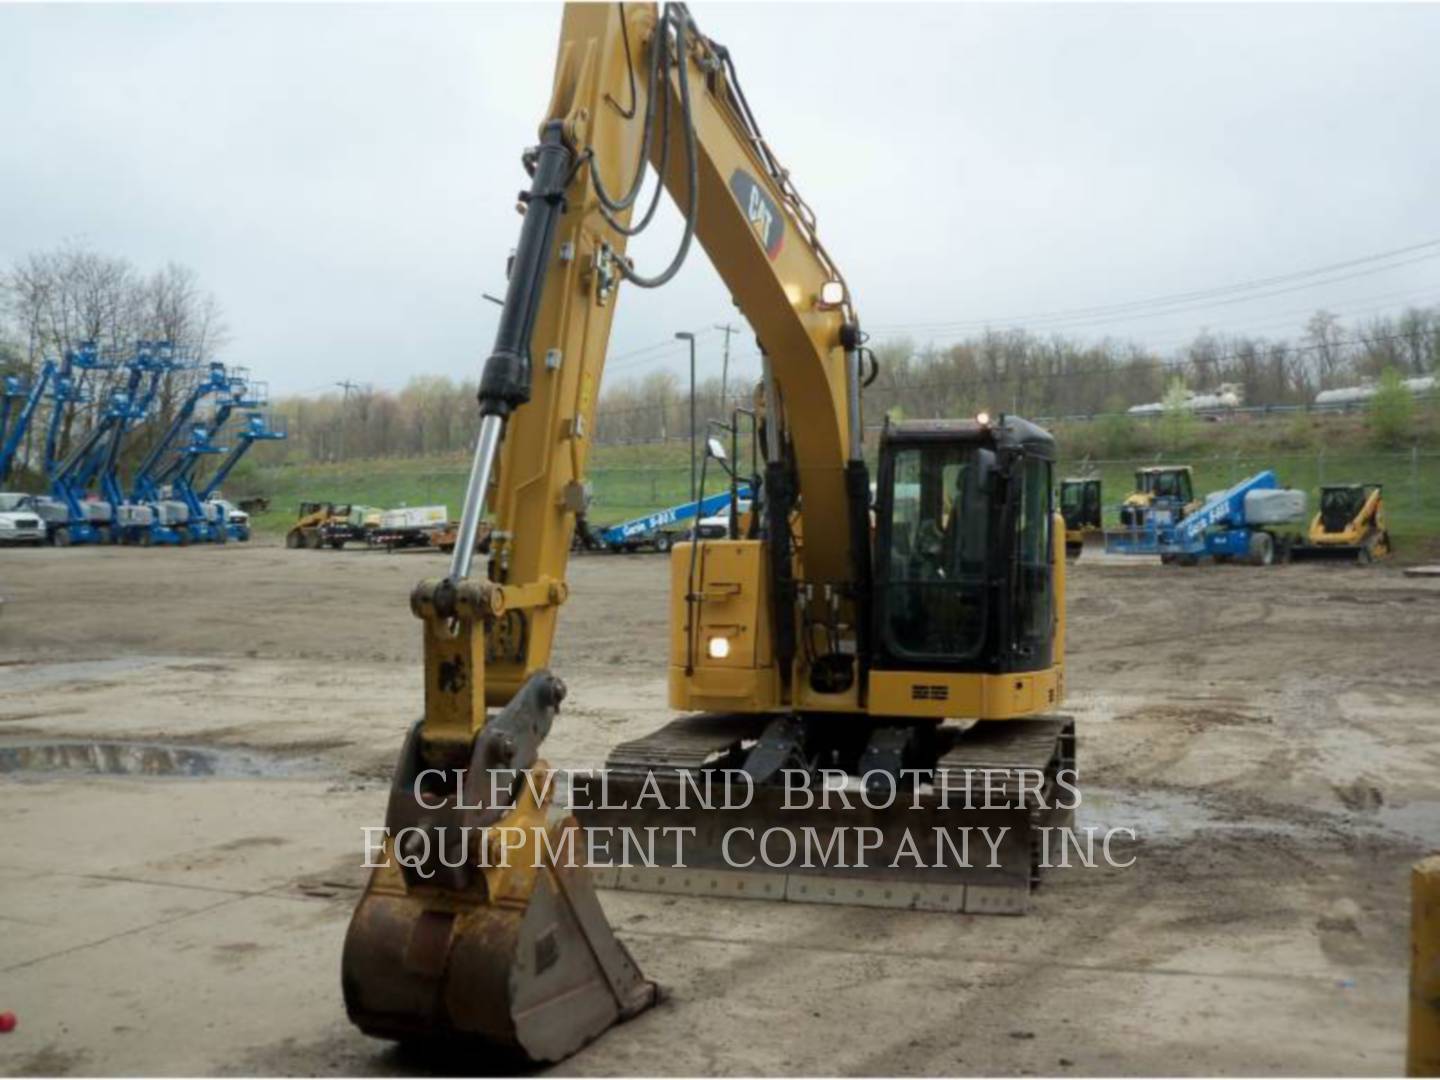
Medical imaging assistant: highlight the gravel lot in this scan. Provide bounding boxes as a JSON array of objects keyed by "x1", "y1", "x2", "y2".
[{"x1": 1, "y1": 541, "x2": 1437, "y2": 1075}]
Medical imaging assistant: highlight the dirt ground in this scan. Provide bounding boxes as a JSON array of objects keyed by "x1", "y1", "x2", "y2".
[{"x1": 1, "y1": 541, "x2": 1438, "y2": 1076}]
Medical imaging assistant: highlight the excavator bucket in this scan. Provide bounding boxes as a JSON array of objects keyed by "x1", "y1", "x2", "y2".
[
  {"x1": 342, "y1": 684, "x2": 655, "y2": 1063},
  {"x1": 342, "y1": 825, "x2": 654, "y2": 1062}
]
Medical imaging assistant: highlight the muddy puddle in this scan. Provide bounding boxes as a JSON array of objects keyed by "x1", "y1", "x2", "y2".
[
  {"x1": 1081, "y1": 787, "x2": 1306, "y2": 842},
  {"x1": 0, "y1": 656, "x2": 176, "y2": 691},
  {"x1": 1081, "y1": 785, "x2": 1440, "y2": 847},
  {"x1": 0, "y1": 738, "x2": 316, "y2": 779}
]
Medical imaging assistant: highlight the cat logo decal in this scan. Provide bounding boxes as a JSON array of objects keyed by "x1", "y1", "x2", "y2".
[{"x1": 729, "y1": 169, "x2": 784, "y2": 259}]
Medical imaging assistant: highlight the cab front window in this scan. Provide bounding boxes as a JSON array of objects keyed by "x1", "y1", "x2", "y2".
[{"x1": 876, "y1": 443, "x2": 992, "y2": 663}]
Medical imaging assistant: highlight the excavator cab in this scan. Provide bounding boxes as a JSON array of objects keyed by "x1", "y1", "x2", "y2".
[
  {"x1": 873, "y1": 417, "x2": 1056, "y2": 674},
  {"x1": 1059, "y1": 477, "x2": 1103, "y2": 559},
  {"x1": 1320, "y1": 484, "x2": 1373, "y2": 534}
]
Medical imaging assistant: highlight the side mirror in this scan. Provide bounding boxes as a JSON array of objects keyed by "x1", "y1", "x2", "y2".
[{"x1": 706, "y1": 436, "x2": 728, "y2": 462}]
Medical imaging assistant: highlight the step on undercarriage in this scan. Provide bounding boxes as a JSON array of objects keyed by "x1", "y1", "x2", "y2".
[{"x1": 577, "y1": 713, "x2": 1076, "y2": 915}]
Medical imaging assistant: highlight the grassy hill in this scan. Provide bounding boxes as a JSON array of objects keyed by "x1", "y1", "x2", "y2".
[
  {"x1": 243, "y1": 441, "x2": 714, "y2": 537},
  {"x1": 243, "y1": 410, "x2": 1440, "y2": 556}
]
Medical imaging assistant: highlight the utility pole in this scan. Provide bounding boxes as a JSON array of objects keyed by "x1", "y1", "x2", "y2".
[
  {"x1": 335, "y1": 380, "x2": 359, "y2": 459},
  {"x1": 676, "y1": 331, "x2": 697, "y2": 509},
  {"x1": 714, "y1": 323, "x2": 737, "y2": 411}
]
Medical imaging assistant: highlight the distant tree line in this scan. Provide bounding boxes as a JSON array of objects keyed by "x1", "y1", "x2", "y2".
[
  {"x1": 261, "y1": 369, "x2": 749, "y2": 463},
  {"x1": 12, "y1": 242, "x2": 1427, "y2": 472},
  {"x1": 858, "y1": 306, "x2": 1438, "y2": 427},
  {"x1": 259, "y1": 303, "x2": 1437, "y2": 462}
]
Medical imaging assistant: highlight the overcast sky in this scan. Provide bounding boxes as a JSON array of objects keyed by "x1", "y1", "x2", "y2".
[{"x1": 2, "y1": 2, "x2": 1438, "y2": 396}]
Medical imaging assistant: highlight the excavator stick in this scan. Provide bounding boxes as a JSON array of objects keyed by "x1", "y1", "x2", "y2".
[
  {"x1": 342, "y1": 679, "x2": 655, "y2": 1063},
  {"x1": 342, "y1": 3, "x2": 669, "y2": 1058},
  {"x1": 581, "y1": 714, "x2": 1076, "y2": 915}
]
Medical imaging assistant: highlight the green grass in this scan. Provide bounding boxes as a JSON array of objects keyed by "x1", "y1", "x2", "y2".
[
  {"x1": 244, "y1": 422, "x2": 1440, "y2": 558},
  {"x1": 246, "y1": 444, "x2": 722, "y2": 537}
]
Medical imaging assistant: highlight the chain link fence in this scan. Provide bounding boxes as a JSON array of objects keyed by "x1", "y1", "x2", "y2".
[{"x1": 254, "y1": 446, "x2": 1439, "y2": 549}]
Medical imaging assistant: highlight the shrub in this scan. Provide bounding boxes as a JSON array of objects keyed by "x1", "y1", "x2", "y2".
[
  {"x1": 1369, "y1": 368, "x2": 1414, "y2": 448},
  {"x1": 1158, "y1": 377, "x2": 1197, "y2": 451}
]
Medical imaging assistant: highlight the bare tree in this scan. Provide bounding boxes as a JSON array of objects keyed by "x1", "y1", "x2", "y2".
[
  {"x1": 0, "y1": 242, "x2": 231, "y2": 467},
  {"x1": 1303, "y1": 309, "x2": 1347, "y2": 388}
]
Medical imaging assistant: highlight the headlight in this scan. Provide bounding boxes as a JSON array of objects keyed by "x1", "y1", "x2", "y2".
[{"x1": 706, "y1": 636, "x2": 731, "y2": 660}]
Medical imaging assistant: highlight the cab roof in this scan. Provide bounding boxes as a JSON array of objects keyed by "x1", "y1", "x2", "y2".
[{"x1": 885, "y1": 415, "x2": 1056, "y2": 460}]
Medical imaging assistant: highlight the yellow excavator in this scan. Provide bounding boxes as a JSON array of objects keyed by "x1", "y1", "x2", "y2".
[
  {"x1": 342, "y1": 2, "x2": 1072, "y2": 1062},
  {"x1": 1060, "y1": 476, "x2": 1103, "y2": 559}
]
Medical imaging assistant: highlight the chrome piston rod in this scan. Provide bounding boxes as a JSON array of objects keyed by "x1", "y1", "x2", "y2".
[{"x1": 447, "y1": 413, "x2": 504, "y2": 582}]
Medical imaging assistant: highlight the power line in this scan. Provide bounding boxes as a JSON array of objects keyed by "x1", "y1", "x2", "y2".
[
  {"x1": 591, "y1": 328, "x2": 1437, "y2": 421},
  {"x1": 902, "y1": 252, "x2": 1440, "y2": 340},
  {"x1": 1036, "y1": 281, "x2": 1440, "y2": 358},
  {"x1": 865, "y1": 237, "x2": 1440, "y2": 335},
  {"x1": 594, "y1": 275, "x2": 1438, "y2": 385},
  {"x1": 605, "y1": 326, "x2": 717, "y2": 371}
]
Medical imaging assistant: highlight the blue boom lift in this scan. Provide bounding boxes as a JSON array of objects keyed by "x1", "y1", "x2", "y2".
[
  {"x1": 168, "y1": 369, "x2": 271, "y2": 541},
  {"x1": 146, "y1": 366, "x2": 256, "y2": 542},
  {"x1": 41, "y1": 343, "x2": 107, "y2": 480},
  {"x1": 93, "y1": 343, "x2": 183, "y2": 544},
  {"x1": 155, "y1": 422, "x2": 227, "y2": 543},
  {"x1": 30, "y1": 344, "x2": 116, "y2": 544},
  {"x1": 197, "y1": 411, "x2": 286, "y2": 540},
  {"x1": 1108, "y1": 469, "x2": 1307, "y2": 567},
  {"x1": 582, "y1": 485, "x2": 753, "y2": 553},
  {"x1": 0, "y1": 361, "x2": 56, "y2": 484},
  {"x1": 46, "y1": 386, "x2": 136, "y2": 545},
  {"x1": 129, "y1": 361, "x2": 231, "y2": 544},
  {"x1": 1, "y1": 374, "x2": 29, "y2": 452},
  {"x1": 55, "y1": 341, "x2": 176, "y2": 543}
]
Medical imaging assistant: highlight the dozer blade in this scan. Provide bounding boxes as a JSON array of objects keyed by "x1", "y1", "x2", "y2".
[
  {"x1": 579, "y1": 713, "x2": 1075, "y2": 916},
  {"x1": 1290, "y1": 542, "x2": 1374, "y2": 564},
  {"x1": 342, "y1": 678, "x2": 655, "y2": 1064},
  {"x1": 1289, "y1": 545, "x2": 1358, "y2": 562}
]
